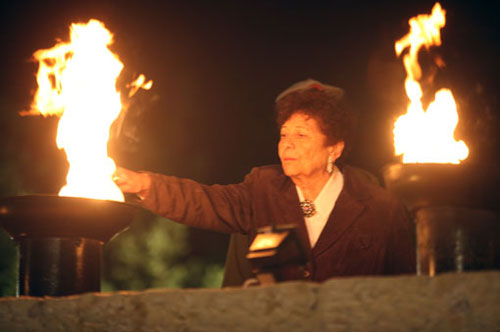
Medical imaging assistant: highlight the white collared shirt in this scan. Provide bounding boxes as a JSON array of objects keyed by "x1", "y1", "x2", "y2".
[{"x1": 295, "y1": 167, "x2": 344, "y2": 247}]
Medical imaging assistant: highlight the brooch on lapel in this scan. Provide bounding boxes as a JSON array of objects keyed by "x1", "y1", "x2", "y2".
[{"x1": 300, "y1": 200, "x2": 316, "y2": 218}]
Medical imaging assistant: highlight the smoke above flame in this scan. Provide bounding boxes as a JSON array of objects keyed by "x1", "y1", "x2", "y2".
[
  {"x1": 26, "y1": 19, "x2": 152, "y2": 201},
  {"x1": 394, "y1": 3, "x2": 469, "y2": 164}
]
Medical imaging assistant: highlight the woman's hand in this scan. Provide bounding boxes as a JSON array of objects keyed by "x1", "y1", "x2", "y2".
[{"x1": 113, "y1": 167, "x2": 151, "y2": 198}]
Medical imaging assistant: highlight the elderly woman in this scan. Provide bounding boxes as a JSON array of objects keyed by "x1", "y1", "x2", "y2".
[{"x1": 114, "y1": 79, "x2": 415, "y2": 283}]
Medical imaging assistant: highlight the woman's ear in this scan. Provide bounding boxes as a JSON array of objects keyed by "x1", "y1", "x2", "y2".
[{"x1": 329, "y1": 141, "x2": 345, "y2": 160}]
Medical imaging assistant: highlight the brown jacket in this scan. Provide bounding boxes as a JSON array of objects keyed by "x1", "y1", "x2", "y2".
[{"x1": 141, "y1": 164, "x2": 416, "y2": 282}]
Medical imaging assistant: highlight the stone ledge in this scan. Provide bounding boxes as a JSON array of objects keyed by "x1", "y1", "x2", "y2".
[{"x1": 1, "y1": 271, "x2": 499, "y2": 332}]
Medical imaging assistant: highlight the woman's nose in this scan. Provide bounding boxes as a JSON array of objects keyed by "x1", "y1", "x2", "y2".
[{"x1": 280, "y1": 137, "x2": 295, "y2": 149}]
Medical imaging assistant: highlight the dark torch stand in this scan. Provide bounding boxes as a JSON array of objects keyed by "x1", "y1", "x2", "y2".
[
  {"x1": 0, "y1": 195, "x2": 136, "y2": 297},
  {"x1": 383, "y1": 163, "x2": 499, "y2": 276},
  {"x1": 18, "y1": 237, "x2": 102, "y2": 296},
  {"x1": 415, "y1": 207, "x2": 498, "y2": 275}
]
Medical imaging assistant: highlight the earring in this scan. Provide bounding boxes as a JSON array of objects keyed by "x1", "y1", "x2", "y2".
[{"x1": 326, "y1": 155, "x2": 334, "y2": 174}]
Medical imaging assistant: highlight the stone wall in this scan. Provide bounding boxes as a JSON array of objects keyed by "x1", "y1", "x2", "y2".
[{"x1": 1, "y1": 271, "x2": 499, "y2": 332}]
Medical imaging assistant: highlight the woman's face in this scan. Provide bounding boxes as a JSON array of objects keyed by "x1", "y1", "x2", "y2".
[{"x1": 278, "y1": 112, "x2": 341, "y2": 179}]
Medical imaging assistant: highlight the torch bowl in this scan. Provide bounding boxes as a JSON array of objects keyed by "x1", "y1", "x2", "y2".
[
  {"x1": 0, "y1": 194, "x2": 137, "y2": 242},
  {"x1": 382, "y1": 163, "x2": 499, "y2": 211}
]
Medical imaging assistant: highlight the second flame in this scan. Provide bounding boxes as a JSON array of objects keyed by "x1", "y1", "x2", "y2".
[{"x1": 394, "y1": 3, "x2": 468, "y2": 164}]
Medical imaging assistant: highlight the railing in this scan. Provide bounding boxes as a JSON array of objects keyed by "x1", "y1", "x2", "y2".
[{"x1": 1, "y1": 271, "x2": 499, "y2": 332}]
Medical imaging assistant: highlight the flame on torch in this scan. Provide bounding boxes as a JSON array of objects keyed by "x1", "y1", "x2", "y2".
[
  {"x1": 127, "y1": 74, "x2": 153, "y2": 98},
  {"x1": 26, "y1": 19, "x2": 152, "y2": 201},
  {"x1": 394, "y1": 3, "x2": 469, "y2": 164}
]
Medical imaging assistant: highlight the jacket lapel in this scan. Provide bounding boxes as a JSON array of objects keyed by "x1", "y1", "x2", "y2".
[
  {"x1": 312, "y1": 167, "x2": 369, "y2": 257},
  {"x1": 312, "y1": 189, "x2": 365, "y2": 256}
]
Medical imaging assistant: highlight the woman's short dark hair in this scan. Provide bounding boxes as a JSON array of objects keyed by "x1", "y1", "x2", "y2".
[{"x1": 275, "y1": 87, "x2": 355, "y2": 147}]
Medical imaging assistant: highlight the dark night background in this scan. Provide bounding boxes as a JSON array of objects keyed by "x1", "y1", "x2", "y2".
[{"x1": 0, "y1": 0, "x2": 498, "y2": 292}]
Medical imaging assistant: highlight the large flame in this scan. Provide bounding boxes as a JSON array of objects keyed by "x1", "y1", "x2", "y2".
[
  {"x1": 28, "y1": 19, "x2": 151, "y2": 201},
  {"x1": 394, "y1": 3, "x2": 468, "y2": 164}
]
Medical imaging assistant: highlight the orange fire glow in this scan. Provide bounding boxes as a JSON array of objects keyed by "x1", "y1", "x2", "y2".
[
  {"x1": 394, "y1": 3, "x2": 468, "y2": 164},
  {"x1": 127, "y1": 74, "x2": 153, "y2": 98},
  {"x1": 27, "y1": 19, "x2": 152, "y2": 201}
]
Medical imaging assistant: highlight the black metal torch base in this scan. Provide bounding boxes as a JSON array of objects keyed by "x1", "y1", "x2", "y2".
[
  {"x1": 415, "y1": 207, "x2": 499, "y2": 276},
  {"x1": 19, "y1": 237, "x2": 102, "y2": 296},
  {"x1": 0, "y1": 195, "x2": 137, "y2": 297},
  {"x1": 383, "y1": 163, "x2": 499, "y2": 276}
]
